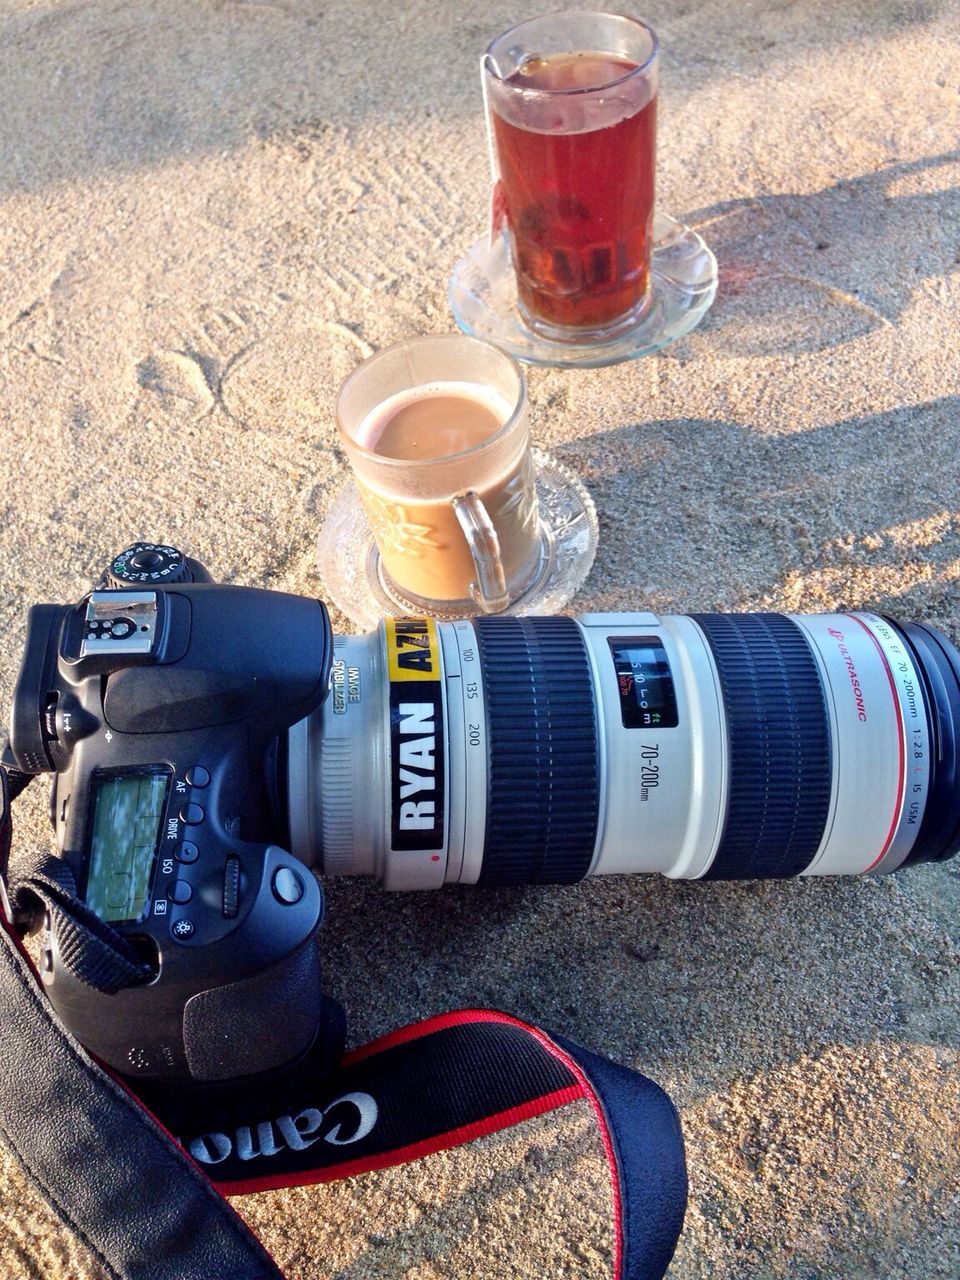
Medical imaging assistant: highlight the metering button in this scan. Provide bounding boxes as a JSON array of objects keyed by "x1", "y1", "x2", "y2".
[{"x1": 272, "y1": 866, "x2": 304, "y2": 905}]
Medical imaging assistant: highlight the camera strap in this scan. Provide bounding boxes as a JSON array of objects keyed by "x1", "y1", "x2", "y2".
[{"x1": 0, "y1": 767, "x2": 687, "y2": 1280}]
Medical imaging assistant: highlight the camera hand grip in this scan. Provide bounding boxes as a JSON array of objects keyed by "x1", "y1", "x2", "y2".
[{"x1": 182, "y1": 933, "x2": 325, "y2": 1081}]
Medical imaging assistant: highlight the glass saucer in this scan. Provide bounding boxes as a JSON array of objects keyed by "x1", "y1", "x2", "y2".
[
  {"x1": 448, "y1": 211, "x2": 717, "y2": 368},
  {"x1": 316, "y1": 449, "x2": 598, "y2": 629}
]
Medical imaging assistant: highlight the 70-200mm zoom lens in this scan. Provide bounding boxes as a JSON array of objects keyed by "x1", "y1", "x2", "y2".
[{"x1": 287, "y1": 610, "x2": 960, "y2": 890}]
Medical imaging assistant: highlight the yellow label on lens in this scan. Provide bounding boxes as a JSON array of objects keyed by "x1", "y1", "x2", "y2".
[{"x1": 385, "y1": 617, "x2": 440, "y2": 682}]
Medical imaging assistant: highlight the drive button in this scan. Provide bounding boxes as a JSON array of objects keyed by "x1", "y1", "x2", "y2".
[{"x1": 272, "y1": 867, "x2": 304, "y2": 905}]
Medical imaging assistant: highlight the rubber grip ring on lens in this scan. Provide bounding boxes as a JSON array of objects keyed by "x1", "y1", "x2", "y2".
[
  {"x1": 474, "y1": 616, "x2": 600, "y2": 886},
  {"x1": 690, "y1": 613, "x2": 832, "y2": 879}
]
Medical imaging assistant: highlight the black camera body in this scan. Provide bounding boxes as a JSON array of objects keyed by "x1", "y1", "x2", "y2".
[
  {"x1": 11, "y1": 541, "x2": 960, "y2": 1089},
  {"x1": 9, "y1": 552, "x2": 333, "y2": 1084}
]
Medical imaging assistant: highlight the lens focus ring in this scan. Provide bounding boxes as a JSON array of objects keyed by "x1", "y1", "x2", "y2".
[
  {"x1": 474, "y1": 616, "x2": 600, "y2": 886},
  {"x1": 690, "y1": 613, "x2": 832, "y2": 879}
]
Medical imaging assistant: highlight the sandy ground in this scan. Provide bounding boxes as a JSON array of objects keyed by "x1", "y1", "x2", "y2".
[{"x1": 1, "y1": 0, "x2": 960, "y2": 1276}]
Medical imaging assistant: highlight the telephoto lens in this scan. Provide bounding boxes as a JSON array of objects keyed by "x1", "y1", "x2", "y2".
[{"x1": 288, "y1": 610, "x2": 960, "y2": 889}]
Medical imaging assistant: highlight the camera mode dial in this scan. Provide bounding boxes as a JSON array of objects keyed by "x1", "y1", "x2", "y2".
[{"x1": 107, "y1": 543, "x2": 190, "y2": 588}]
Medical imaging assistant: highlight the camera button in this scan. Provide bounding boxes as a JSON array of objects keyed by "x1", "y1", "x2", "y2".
[
  {"x1": 185, "y1": 766, "x2": 210, "y2": 788},
  {"x1": 179, "y1": 803, "x2": 204, "y2": 825},
  {"x1": 167, "y1": 879, "x2": 192, "y2": 905},
  {"x1": 171, "y1": 918, "x2": 195, "y2": 941},
  {"x1": 176, "y1": 841, "x2": 199, "y2": 864},
  {"x1": 272, "y1": 866, "x2": 304, "y2": 906}
]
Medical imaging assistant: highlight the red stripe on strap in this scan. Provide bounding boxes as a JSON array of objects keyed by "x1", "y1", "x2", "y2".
[
  {"x1": 279, "y1": 1009, "x2": 626, "y2": 1280},
  {"x1": 215, "y1": 1083, "x2": 582, "y2": 1196},
  {"x1": 341, "y1": 1007, "x2": 527, "y2": 1064}
]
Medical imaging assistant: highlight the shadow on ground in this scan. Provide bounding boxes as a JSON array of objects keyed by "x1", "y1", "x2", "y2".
[
  {"x1": 675, "y1": 152, "x2": 960, "y2": 357},
  {"x1": 559, "y1": 395, "x2": 960, "y2": 618},
  {"x1": 0, "y1": 0, "x2": 947, "y2": 194}
]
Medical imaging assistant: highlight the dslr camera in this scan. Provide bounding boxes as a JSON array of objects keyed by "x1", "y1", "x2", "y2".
[{"x1": 8, "y1": 543, "x2": 960, "y2": 1085}]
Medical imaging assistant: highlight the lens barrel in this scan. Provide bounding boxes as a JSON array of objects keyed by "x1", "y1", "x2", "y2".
[
  {"x1": 292, "y1": 609, "x2": 960, "y2": 886},
  {"x1": 469, "y1": 611, "x2": 960, "y2": 881}
]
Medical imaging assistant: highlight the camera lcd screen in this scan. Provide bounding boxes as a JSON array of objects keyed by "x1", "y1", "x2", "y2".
[
  {"x1": 609, "y1": 637, "x2": 679, "y2": 729},
  {"x1": 84, "y1": 771, "x2": 169, "y2": 923}
]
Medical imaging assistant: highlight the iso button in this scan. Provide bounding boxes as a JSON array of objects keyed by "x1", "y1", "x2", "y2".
[{"x1": 272, "y1": 866, "x2": 304, "y2": 905}]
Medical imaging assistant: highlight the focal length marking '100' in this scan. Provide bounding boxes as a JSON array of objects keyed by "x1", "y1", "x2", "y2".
[{"x1": 290, "y1": 610, "x2": 960, "y2": 889}]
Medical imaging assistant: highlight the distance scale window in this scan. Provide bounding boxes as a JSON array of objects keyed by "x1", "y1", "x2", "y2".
[
  {"x1": 608, "y1": 637, "x2": 679, "y2": 729},
  {"x1": 83, "y1": 767, "x2": 172, "y2": 923}
]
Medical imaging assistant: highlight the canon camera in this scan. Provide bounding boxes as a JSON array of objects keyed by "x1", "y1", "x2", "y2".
[{"x1": 7, "y1": 543, "x2": 960, "y2": 1084}]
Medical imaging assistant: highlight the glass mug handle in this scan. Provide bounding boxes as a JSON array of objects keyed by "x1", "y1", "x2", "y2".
[{"x1": 451, "y1": 491, "x2": 510, "y2": 614}]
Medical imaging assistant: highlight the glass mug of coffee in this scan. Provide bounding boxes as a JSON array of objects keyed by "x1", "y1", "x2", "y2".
[
  {"x1": 336, "y1": 335, "x2": 542, "y2": 614},
  {"x1": 483, "y1": 11, "x2": 658, "y2": 341}
]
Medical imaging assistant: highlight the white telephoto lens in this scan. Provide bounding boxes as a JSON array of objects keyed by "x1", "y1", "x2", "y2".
[{"x1": 290, "y1": 611, "x2": 957, "y2": 887}]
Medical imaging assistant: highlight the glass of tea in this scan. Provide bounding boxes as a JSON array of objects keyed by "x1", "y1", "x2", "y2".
[
  {"x1": 483, "y1": 11, "x2": 658, "y2": 341},
  {"x1": 336, "y1": 334, "x2": 542, "y2": 613}
]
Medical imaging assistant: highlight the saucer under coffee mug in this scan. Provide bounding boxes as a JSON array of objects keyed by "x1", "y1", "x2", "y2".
[
  {"x1": 448, "y1": 211, "x2": 717, "y2": 369},
  {"x1": 316, "y1": 449, "x2": 598, "y2": 629}
]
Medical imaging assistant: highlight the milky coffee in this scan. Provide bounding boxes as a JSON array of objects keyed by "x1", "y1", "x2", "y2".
[{"x1": 356, "y1": 381, "x2": 541, "y2": 603}]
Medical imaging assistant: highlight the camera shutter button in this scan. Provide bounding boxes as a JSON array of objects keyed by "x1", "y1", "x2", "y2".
[{"x1": 272, "y1": 867, "x2": 304, "y2": 905}]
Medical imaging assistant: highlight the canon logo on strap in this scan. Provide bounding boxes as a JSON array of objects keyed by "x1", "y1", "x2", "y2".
[{"x1": 185, "y1": 1091, "x2": 379, "y2": 1166}]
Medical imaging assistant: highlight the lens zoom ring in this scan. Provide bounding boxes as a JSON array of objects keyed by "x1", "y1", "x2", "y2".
[
  {"x1": 690, "y1": 613, "x2": 832, "y2": 879},
  {"x1": 474, "y1": 616, "x2": 599, "y2": 885}
]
